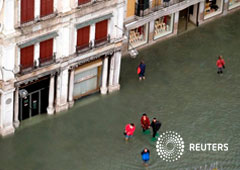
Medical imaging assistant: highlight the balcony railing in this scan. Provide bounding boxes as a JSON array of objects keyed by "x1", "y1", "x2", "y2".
[
  {"x1": 19, "y1": 54, "x2": 56, "y2": 75},
  {"x1": 19, "y1": 61, "x2": 37, "y2": 74},
  {"x1": 135, "y1": 0, "x2": 186, "y2": 17},
  {"x1": 75, "y1": 35, "x2": 111, "y2": 55},
  {"x1": 94, "y1": 35, "x2": 110, "y2": 47},
  {"x1": 159, "y1": 0, "x2": 185, "y2": 8},
  {"x1": 76, "y1": 41, "x2": 93, "y2": 54},
  {"x1": 39, "y1": 53, "x2": 56, "y2": 67}
]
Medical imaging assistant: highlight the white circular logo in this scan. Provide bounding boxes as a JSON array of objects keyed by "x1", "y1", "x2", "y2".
[{"x1": 156, "y1": 131, "x2": 184, "y2": 162}]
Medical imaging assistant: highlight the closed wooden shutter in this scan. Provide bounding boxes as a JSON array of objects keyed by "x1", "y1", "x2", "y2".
[
  {"x1": 21, "y1": 0, "x2": 34, "y2": 23},
  {"x1": 95, "y1": 20, "x2": 108, "y2": 41},
  {"x1": 126, "y1": 0, "x2": 136, "y2": 17},
  {"x1": 21, "y1": 45, "x2": 34, "y2": 69},
  {"x1": 152, "y1": 0, "x2": 161, "y2": 7},
  {"x1": 40, "y1": 39, "x2": 53, "y2": 63},
  {"x1": 77, "y1": 26, "x2": 90, "y2": 48},
  {"x1": 40, "y1": 0, "x2": 53, "y2": 17}
]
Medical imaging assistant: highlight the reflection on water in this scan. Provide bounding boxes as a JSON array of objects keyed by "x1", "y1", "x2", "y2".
[{"x1": 180, "y1": 161, "x2": 223, "y2": 170}]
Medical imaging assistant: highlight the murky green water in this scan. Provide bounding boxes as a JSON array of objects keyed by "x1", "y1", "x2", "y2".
[{"x1": 0, "y1": 11, "x2": 240, "y2": 170}]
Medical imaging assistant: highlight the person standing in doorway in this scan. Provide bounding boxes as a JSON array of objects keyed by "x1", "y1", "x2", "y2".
[
  {"x1": 137, "y1": 60, "x2": 146, "y2": 80},
  {"x1": 216, "y1": 56, "x2": 225, "y2": 74},
  {"x1": 124, "y1": 123, "x2": 136, "y2": 141},
  {"x1": 140, "y1": 113, "x2": 150, "y2": 132},
  {"x1": 151, "y1": 118, "x2": 161, "y2": 138},
  {"x1": 141, "y1": 148, "x2": 150, "y2": 166}
]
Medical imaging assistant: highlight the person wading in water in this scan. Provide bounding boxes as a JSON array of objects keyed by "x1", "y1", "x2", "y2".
[
  {"x1": 137, "y1": 60, "x2": 146, "y2": 80},
  {"x1": 124, "y1": 123, "x2": 135, "y2": 141},
  {"x1": 151, "y1": 118, "x2": 161, "y2": 139},
  {"x1": 216, "y1": 55, "x2": 225, "y2": 75}
]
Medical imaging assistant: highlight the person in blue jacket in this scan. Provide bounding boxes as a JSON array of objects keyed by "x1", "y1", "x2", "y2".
[
  {"x1": 138, "y1": 60, "x2": 146, "y2": 80},
  {"x1": 141, "y1": 148, "x2": 150, "y2": 166}
]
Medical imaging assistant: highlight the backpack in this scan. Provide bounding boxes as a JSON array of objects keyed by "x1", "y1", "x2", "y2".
[{"x1": 137, "y1": 66, "x2": 141, "y2": 74}]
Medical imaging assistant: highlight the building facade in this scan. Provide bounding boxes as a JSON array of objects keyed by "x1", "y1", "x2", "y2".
[
  {"x1": 0, "y1": 0, "x2": 125, "y2": 136},
  {"x1": 122, "y1": 0, "x2": 240, "y2": 54}
]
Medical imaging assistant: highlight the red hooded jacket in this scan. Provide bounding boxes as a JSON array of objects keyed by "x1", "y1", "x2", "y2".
[
  {"x1": 216, "y1": 59, "x2": 225, "y2": 68},
  {"x1": 141, "y1": 116, "x2": 150, "y2": 128},
  {"x1": 125, "y1": 124, "x2": 135, "y2": 136}
]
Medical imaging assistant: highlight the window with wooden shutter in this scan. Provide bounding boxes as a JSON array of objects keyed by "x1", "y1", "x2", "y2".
[
  {"x1": 21, "y1": 0, "x2": 35, "y2": 24},
  {"x1": 40, "y1": 39, "x2": 53, "y2": 65},
  {"x1": 78, "y1": 0, "x2": 91, "y2": 5},
  {"x1": 77, "y1": 26, "x2": 90, "y2": 51},
  {"x1": 40, "y1": 0, "x2": 54, "y2": 17},
  {"x1": 95, "y1": 20, "x2": 108, "y2": 45},
  {"x1": 20, "y1": 45, "x2": 34, "y2": 71}
]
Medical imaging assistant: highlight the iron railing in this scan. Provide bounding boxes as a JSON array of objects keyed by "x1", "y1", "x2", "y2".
[
  {"x1": 94, "y1": 34, "x2": 110, "y2": 47},
  {"x1": 19, "y1": 54, "x2": 56, "y2": 74},
  {"x1": 135, "y1": 0, "x2": 186, "y2": 17},
  {"x1": 39, "y1": 53, "x2": 56, "y2": 67},
  {"x1": 19, "y1": 61, "x2": 37, "y2": 74},
  {"x1": 75, "y1": 35, "x2": 111, "y2": 55},
  {"x1": 76, "y1": 41, "x2": 93, "y2": 54},
  {"x1": 161, "y1": 0, "x2": 185, "y2": 8}
]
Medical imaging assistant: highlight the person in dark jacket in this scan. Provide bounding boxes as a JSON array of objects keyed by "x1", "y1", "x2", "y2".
[
  {"x1": 140, "y1": 113, "x2": 150, "y2": 132},
  {"x1": 150, "y1": 118, "x2": 161, "y2": 138},
  {"x1": 138, "y1": 60, "x2": 146, "y2": 80},
  {"x1": 141, "y1": 148, "x2": 150, "y2": 166}
]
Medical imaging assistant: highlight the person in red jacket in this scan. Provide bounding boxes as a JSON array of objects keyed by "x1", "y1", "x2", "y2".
[
  {"x1": 140, "y1": 113, "x2": 150, "y2": 132},
  {"x1": 216, "y1": 56, "x2": 225, "y2": 74},
  {"x1": 124, "y1": 123, "x2": 135, "y2": 141}
]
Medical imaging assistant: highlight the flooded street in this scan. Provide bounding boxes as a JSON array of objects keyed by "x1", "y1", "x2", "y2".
[{"x1": 0, "y1": 11, "x2": 240, "y2": 170}]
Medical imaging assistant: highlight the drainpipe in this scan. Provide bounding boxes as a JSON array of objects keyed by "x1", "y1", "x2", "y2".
[{"x1": 196, "y1": 3, "x2": 200, "y2": 27}]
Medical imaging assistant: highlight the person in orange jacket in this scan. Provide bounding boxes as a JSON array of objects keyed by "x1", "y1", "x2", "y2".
[
  {"x1": 216, "y1": 56, "x2": 225, "y2": 74},
  {"x1": 124, "y1": 123, "x2": 135, "y2": 141}
]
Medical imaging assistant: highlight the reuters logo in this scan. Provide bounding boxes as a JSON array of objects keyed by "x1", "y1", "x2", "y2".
[{"x1": 156, "y1": 131, "x2": 184, "y2": 162}]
